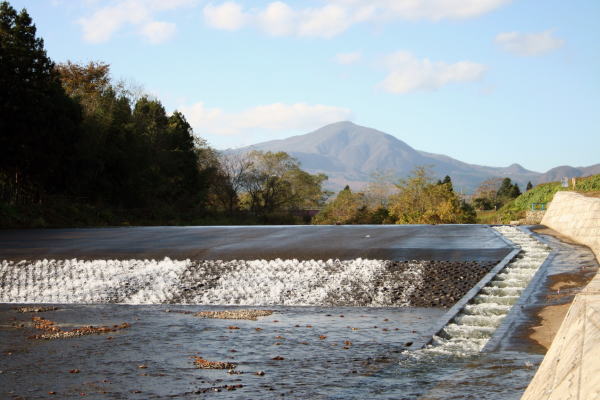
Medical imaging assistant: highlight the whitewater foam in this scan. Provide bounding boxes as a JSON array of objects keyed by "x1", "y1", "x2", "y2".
[{"x1": 0, "y1": 258, "x2": 428, "y2": 306}]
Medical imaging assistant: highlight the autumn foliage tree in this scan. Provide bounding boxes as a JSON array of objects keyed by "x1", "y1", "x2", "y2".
[
  {"x1": 312, "y1": 186, "x2": 370, "y2": 225},
  {"x1": 388, "y1": 167, "x2": 475, "y2": 224}
]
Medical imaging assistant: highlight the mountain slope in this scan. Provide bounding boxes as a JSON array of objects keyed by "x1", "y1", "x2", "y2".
[{"x1": 232, "y1": 121, "x2": 594, "y2": 193}]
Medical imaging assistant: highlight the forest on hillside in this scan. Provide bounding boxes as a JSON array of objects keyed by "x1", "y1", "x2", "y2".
[{"x1": 0, "y1": 2, "x2": 331, "y2": 227}]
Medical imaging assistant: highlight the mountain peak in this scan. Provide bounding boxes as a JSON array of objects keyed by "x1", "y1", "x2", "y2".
[
  {"x1": 325, "y1": 120, "x2": 356, "y2": 128},
  {"x1": 504, "y1": 163, "x2": 528, "y2": 173},
  {"x1": 231, "y1": 122, "x2": 592, "y2": 193}
]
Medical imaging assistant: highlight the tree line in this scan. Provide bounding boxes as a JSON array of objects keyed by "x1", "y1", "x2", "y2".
[
  {"x1": 313, "y1": 168, "x2": 478, "y2": 224},
  {"x1": 0, "y1": 2, "x2": 328, "y2": 227}
]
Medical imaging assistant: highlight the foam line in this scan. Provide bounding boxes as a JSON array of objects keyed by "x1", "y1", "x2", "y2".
[{"x1": 0, "y1": 258, "x2": 427, "y2": 306}]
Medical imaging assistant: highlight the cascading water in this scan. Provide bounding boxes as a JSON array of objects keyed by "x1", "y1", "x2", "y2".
[
  {"x1": 0, "y1": 258, "x2": 428, "y2": 306},
  {"x1": 419, "y1": 226, "x2": 551, "y2": 357}
]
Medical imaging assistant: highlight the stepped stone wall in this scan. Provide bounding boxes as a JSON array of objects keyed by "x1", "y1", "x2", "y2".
[
  {"x1": 523, "y1": 210, "x2": 546, "y2": 225},
  {"x1": 522, "y1": 192, "x2": 600, "y2": 400}
]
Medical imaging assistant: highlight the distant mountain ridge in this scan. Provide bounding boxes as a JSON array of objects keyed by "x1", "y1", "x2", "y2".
[{"x1": 231, "y1": 121, "x2": 599, "y2": 193}]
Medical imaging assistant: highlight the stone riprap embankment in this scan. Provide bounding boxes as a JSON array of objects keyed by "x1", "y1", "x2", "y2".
[
  {"x1": 522, "y1": 191, "x2": 600, "y2": 400},
  {"x1": 0, "y1": 258, "x2": 498, "y2": 308}
]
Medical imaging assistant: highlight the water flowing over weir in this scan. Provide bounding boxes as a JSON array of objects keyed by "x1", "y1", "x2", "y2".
[
  {"x1": 417, "y1": 226, "x2": 551, "y2": 357},
  {"x1": 0, "y1": 258, "x2": 431, "y2": 306},
  {"x1": 0, "y1": 257, "x2": 497, "y2": 307}
]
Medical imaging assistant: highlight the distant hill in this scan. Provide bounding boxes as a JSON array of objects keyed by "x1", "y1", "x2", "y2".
[
  {"x1": 537, "y1": 164, "x2": 600, "y2": 183},
  {"x1": 230, "y1": 121, "x2": 597, "y2": 193}
]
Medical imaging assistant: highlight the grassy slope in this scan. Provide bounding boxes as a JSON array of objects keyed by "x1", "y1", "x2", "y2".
[{"x1": 496, "y1": 174, "x2": 600, "y2": 223}]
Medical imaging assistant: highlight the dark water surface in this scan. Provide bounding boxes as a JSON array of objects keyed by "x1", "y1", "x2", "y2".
[{"x1": 0, "y1": 225, "x2": 511, "y2": 261}]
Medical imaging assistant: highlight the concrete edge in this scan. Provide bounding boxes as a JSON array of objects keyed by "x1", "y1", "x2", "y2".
[
  {"x1": 417, "y1": 230, "x2": 521, "y2": 348},
  {"x1": 482, "y1": 226, "x2": 557, "y2": 352},
  {"x1": 490, "y1": 224, "x2": 521, "y2": 248}
]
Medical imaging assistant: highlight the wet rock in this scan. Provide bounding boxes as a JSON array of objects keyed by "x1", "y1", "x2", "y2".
[
  {"x1": 192, "y1": 356, "x2": 236, "y2": 370},
  {"x1": 28, "y1": 317, "x2": 130, "y2": 340},
  {"x1": 228, "y1": 369, "x2": 243, "y2": 375},
  {"x1": 15, "y1": 306, "x2": 59, "y2": 313},
  {"x1": 194, "y1": 309, "x2": 273, "y2": 320}
]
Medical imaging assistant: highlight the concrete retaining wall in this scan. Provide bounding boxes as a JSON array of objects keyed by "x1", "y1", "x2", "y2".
[
  {"x1": 540, "y1": 191, "x2": 600, "y2": 260},
  {"x1": 522, "y1": 192, "x2": 600, "y2": 400}
]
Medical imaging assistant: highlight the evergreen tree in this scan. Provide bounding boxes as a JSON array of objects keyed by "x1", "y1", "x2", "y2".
[
  {"x1": 442, "y1": 175, "x2": 453, "y2": 192},
  {"x1": 510, "y1": 183, "x2": 521, "y2": 198},
  {"x1": 0, "y1": 1, "x2": 80, "y2": 201},
  {"x1": 496, "y1": 178, "x2": 514, "y2": 199},
  {"x1": 526, "y1": 181, "x2": 533, "y2": 191}
]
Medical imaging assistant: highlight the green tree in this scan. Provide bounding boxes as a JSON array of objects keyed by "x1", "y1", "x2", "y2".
[
  {"x1": 0, "y1": 1, "x2": 81, "y2": 202},
  {"x1": 510, "y1": 182, "x2": 521, "y2": 198},
  {"x1": 441, "y1": 175, "x2": 453, "y2": 192},
  {"x1": 496, "y1": 177, "x2": 521, "y2": 206},
  {"x1": 240, "y1": 151, "x2": 328, "y2": 216},
  {"x1": 526, "y1": 181, "x2": 533, "y2": 191}
]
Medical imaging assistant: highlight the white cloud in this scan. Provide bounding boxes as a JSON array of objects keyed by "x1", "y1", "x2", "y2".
[
  {"x1": 335, "y1": 51, "x2": 362, "y2": 65},
  {"x1": 180, "y1": 102, "x2": 353, "y2": 136},
  {"x1": 258, "y1": 2, "x2": 296, "y2": 36},
  {"x1": 78, "y1": 0, "x2": 195, "y2": 43},
  {"x1": 202, "y1": 0, "x2": 512, "y2": 38},
  {"x1": 140, "y1": 21, "x2": 176, "y2": 43},
  {"x1": 297, "y1": 5, "x2": 352, "y2": 38},
  {"x1": 379, "y1": 51, "x2": 487, "y2": 94},
  {"x1": 335, "y1": 0, "x2": 512, "y2": 21},
  {"x1": 495, "y1": 30, "x2": 565, "y2": 56},
  {"x1": 203, "y1": 2, "x2": 248, "y2": 31}
]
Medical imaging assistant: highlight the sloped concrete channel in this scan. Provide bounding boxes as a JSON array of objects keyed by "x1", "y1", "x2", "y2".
[{"x1": 417, "y1": 226, "x2": 552, "y2": 354}]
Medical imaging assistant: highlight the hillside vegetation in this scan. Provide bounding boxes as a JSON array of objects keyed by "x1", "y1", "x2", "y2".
[{"x1": 496, "y1": 174, "x2": 600, "y2": 223}]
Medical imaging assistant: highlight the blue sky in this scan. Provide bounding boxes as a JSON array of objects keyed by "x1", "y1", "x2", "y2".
[{"x1": 10, "y1": 0, "x2": 600, "y2": 172}]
